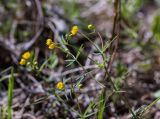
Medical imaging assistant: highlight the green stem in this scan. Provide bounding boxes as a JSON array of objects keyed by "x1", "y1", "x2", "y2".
[{"x1": 143, "y1": 96, "x2": 160, "y2": 115}]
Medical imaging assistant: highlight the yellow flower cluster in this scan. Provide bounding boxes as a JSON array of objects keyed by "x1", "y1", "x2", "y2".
[
  {"x1": 46, "y1": 25, "x2": 94, "y2": 90},
  {"x1": 56, "y1": 81, "x2": 64, "y2": 90},
  {"x1": 70, "y1": 25, "x2": 78, "y2": 36},
  {"x1": 46, "y1": 38, "x2": 55, "y2": 50},
  {"x1": 19, "y1": 51, "x2": 31, "y2": 65}
]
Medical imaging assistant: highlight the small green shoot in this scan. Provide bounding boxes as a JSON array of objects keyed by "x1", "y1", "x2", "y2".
[{"x1": 7, "y1": 67, "x2": 14, "y2": 119}]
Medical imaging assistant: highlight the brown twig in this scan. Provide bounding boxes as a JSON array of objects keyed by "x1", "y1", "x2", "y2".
[
  {"x1": 103, "y1": 0, "x2": 138, "y2": 118},
  {"x1": 107, "y1": 0, "x2": 121, "y2": 72},
  {"x1": 42, "y1": 65, "x2": 98, "y2": 78}
]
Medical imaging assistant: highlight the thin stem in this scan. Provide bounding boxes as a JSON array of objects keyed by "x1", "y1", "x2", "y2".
[
  {"x1": 143, "y1": 96, "x2": 160, "y2": 115},
  {"x1": 103, "y1": 0, "x2": 137, "y2": 118},
  {"x1": 79, "y1": 32, "x2": 101, "y2": 52}
]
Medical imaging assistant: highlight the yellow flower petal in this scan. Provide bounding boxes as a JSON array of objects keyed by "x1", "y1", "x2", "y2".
[
  {"x1": 46, "y1": 38, "x2": 53, "y2": 46},
  {"x1": 56, "y1": 82, "x2": 64, "y2": 90},
  {"x1": 71, "y1": 25, "x2": 78, "y2": 36},
  {"x1": 19, "y1": 58, "x2": 26, "y2": 65},
  {"x1": 22, "y1": 51, "x2": 31, "y2": 60},
  {"x1": 48, "y1": 43, "x2": 55, "y2": 50}
]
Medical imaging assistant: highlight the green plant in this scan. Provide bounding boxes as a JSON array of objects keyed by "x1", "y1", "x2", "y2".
[
  {"x1": 7, "y1": 67, "x2": 14, "y2": 119},
  {"x1": 152, "y1": 14, "x2": 160, "y2": 40}
]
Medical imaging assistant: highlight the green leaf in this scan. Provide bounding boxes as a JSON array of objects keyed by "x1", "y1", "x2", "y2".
[
  {"x1": 81, "y1": 101, "x2": 95, "y2": 119},
  {"x1": 76, "y1": 44, "x2": 84, "y2": 60},
  {"x1": 8, "y1": 67, "x2": 14, "y2": 119},
  {"x1": 97, "y1": 91, "x2": 106, "y2": 119},
  {"x1": 75, "y1": 76, "x2": 84, "y2": 88},
  {"x1": 48, "y1": 52, "x2": 58, "y2": 69},
  {"x1": 152, "y1": 14, "x2": 160, "y2": 40}
]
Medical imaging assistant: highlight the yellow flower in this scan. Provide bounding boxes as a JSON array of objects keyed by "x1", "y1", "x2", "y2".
[
  {"x1": 70, "y1": 25, "x2": 78, "y2": 36},
  {"x1": 46, "y1": 38, "x2": 53, "y2": 46},
  {"x1": 48, "y1": 43, "x2": 55, "y2": 50},
  {"x1": 22, "y1": 51, "x2": 31, "y2": 60},
  {"x1": 56, "y1": 82, "x2": 64, "y2": 90},
  {"x1": 19, "y1": 58, "x2": 26, "y2": 65}
]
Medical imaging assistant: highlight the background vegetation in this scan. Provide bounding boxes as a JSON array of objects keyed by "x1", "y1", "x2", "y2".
[{"x1": 0, "y1": 0, "x2": 160, "y2": 119}]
